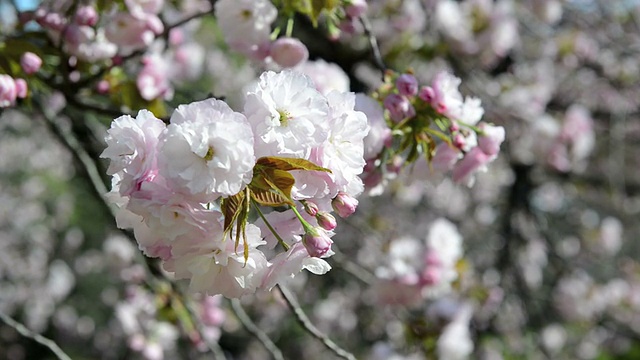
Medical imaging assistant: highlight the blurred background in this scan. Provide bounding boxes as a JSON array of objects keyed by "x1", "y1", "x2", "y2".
[{"x1": 1, "y1": 0, "x2": 640, "y2": 359}]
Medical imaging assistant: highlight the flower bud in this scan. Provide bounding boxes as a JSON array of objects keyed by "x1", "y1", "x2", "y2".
[
  {"x1": 302, "y1": 228, "x2": 333, "y2": 258},
  {"x1": 346, "y1": 0, "x2": 368, "y2": 18},
  {"x1": 332, "y1": 192, "x2": 358, "y2": 218},
  {"x1": 420, "y1": 267, "x2": 441, "y2": 286},
  {"x1": 96, "y1": 80, "x2": 110, "y2": 94},
  {"x1": 74, "y1": 5, "x2": 98, "y2": 26},
  {"x1": 418, "y1": 86, "x2": 435, "y2": 103},
  {"x1": 20, "y1": 52, "x2": 42, "y2": 75},
  {"x1": 270, "y1": 37, "x2": 309, "y2": 68},
  {"x1": 316, "y1": 212, "x2": 337, "y2": 231},
  {"x1": 477, "y1": 123, "x2": 505, "y2": 156},
  {"x1": 303, "y1": 201, "x2": 319, "y2": 216},
  {"x1": 14, "y1": 78, "x2": 27, "y2": 98},
  {"x1": 383, "y1": 93, "x2": 414, "y2": 122},
  {"x1": 396, "y1": 74, "x2": 418, "y2": 97}
]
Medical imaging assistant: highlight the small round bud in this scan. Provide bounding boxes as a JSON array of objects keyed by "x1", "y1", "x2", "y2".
[
  {"x1": 96, "y1": 80, "x2": 110, "y2": 94},
  {"x1": 14, "y1": 78, "x2": 27, "y2": 98},
  {"x1": 316, "y1": 212, "x2": 337, "y2": 231},
  {"x1": 74, "y1": 5, "x2": 98, "y2": 26},
  {"x1": 270, "y1": 37, "x2": 309, "y2": 68},
  {"x1": 302, "y1": 228, "x2": 333, "y2": 258},
  {"x1": 20, "y1": 52, "x2": 42, "y2": 75},
  {"x1": 303, "y1": 201, "x2": 319, "y2": 217},
  {"x1": 383, "y1": 94, "x2": 414, "y2": 122},
  {"x1": 332, "y1": 192, "x2": 358, "y2": 218},
  {"x1": 396, "y1": 74, "x2": 418, "y2": 97},
  {"x1": 418, "y1": 86, "x2": 435, "y2": 103}
]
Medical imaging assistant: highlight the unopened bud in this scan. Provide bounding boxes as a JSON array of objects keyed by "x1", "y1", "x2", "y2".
[
  {"x1": 20, "y1": 52, "x2": 42, "y2": 75},
  {"x1": 418, "y1": 86, "x2": 435, "y2": 103},
  {"x1": 332, "y1": 192, "x2": 358, "y2": 218},
  {"x1": 316, "y1": 212, "x2": 337, "y2": 231},
  {"x1": 396, "y1": 74, "x2": 418, "y2": 97},
  {"x1": 302, "y1": 228, "x2": 333, "y2": 258},
  {"x1": 75, "y1": 5, "x2": 98, "y2": 26},
  {"x1": 14, "y1": 79, "x2": 27, "y2": 98},
  {"x1": 303, "y1": 201, "x2": 319, "y2": 216},
  {"x1": 383, "y1": 93, "x2": 414, "y2": 122},
  {"x1": 270, "y1": 37, "x2": 309, "y2": 68}
]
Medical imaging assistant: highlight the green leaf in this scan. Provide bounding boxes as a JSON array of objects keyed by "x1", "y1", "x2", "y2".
[{"x1": 256, "y1": 156, "x2": 332, "y2": 173}]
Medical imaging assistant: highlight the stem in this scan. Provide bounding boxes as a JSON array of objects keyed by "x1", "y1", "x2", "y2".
[
  {"x1": 289, "y1": 205, "x2": 314, "y2": 233},
  {"x1": 231, "y1": 299, "x2": 285, "y2": 360},
  {"x1": 276, "y1": 285, "x2": 357, "y2": 360},
  {"x1": 252, "y1": 201, "x2": 290, "y2": 251},
  {"x1": 359, "y1": 15, "x2": 386, "y2": 76},
  {"x1": 0, "y1": 310, "x2": 72, "y2": 360},
  {"x1": 285, "y1": 17, "x2": 294, "y2": 37}
]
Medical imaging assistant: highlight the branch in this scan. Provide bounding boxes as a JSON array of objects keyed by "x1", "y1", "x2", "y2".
[
  {"x1": 276, "y1": 285, "x2": 357, "y2": 360},
  {"x1": 0, "y1": 310, "x2": 72, "y2": 360},
  {"x1": 359, "y1": 15, "x2": 386, "y2": 76},
  {"x1": 230, "y1": 299, "x2": 284, "y2": 360}
]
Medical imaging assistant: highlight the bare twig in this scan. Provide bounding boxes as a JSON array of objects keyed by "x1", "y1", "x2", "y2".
[
  {"x1": 276, "y1": 285, "x2": 357, "y2": 360},
  {"x1": 230, "y1": 299, "x2": 285, "y2": 360},
  {"x1": 0, "y1": 310, "x2": 72, "y2": 360},
  {"x1": 359, "y1": 15, "x2": 386, "y2": 76}
]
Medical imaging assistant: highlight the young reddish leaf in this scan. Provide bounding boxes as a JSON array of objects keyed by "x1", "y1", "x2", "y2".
[{"x1": 256, "y1": 156, "x2": 331, "y2": 173}]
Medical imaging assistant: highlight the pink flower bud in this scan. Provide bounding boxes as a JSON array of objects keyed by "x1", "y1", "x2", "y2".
[
  {"x1": 420, "y1": 267, "x2": 441, "y2": 286},
  {"x1": 316, "y1": 212, "x2": 337, "y2": 231},
  {"x1": 384, "y1": 93, "x2": 414, "y2": 122},
  {"x1": 332, "y1": 192, "x2": 358, "y2": 218},
  {"x1": 20, "y1": 52, "x2": 42, "y2": 75},
  {"x1": 303, "y1": 201, "x2": 319, "y2": 216},
  {"x1": 339, "y1": 18, "x2": 358, "y2": 35},
  {"x1": 0, "y1": 75, "x2": 17, "y2": 107},
  {"x1": 36, "y1": 11, "x2": 67, "y2": 32},
  {"x1": 396, "y1": 74, "x2": 418, "y2": 97},
  {"x1": 453, "y1": 134, "x2": 466, "y2": 150},
  {"x1": 14, "y1": 78, "x2": 27, "y2": 98},
  {"x1": 169, "y1": 28, "x2": 184, "y2": 46},
  {"x1": 477, "y1": 123, "x2": 505, "y2": 156},
  {"x1": 346, "y1": 0, "x2": 368, "y2": 18},
  {"x1": 74, "y1": 5, "x2": 98, "y2": 26},
  {"x1": 418, "y1": 86, "x2": 435, "y2": 102},
  {"x1": 270, "y1": 37, "x2": 309, "y2": 68},
  {"x1": 302, "y1": 228, "x2": 333, "y2": 258}
]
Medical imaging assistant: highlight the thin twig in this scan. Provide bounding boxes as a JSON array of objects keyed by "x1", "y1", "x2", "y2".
[
  {"x1": 183, "y1": 296, "x2": 227, "y2": 360},
  {"x1": 0, "y1": 310, "x2": 72, "y2": 360},
  {"x1": 230, "y1": 299, "x2": 285, "y2": 360},
  {"x1": 359, "y1": 15, "x2": 386, "y2": 76},
  {"x1": 276, "y1": 285, "x2": 357, "y2": 360}
]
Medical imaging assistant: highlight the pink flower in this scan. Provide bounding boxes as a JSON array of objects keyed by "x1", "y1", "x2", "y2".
[
  {"x1": 137, "y1": 55, "x2": 173, "y2": 101},
  {"x1": 270, "y1": 37, "x2": 309, "y2": 68},
  {"x1": 451, "y1": 147, "x2": 490, "y2": 185},
  {"x1": 20, "y1": 52, "x2": 42, "y2": 75},
  {"x1": 431, "y1": 143, "x2": 461, "y2": 172},
  {"x1": 478, "y1": 123, "x2": 506, "y2": 156},
  {"x1": 0, "y1": 75, "x2": 17, "y2": 107}
]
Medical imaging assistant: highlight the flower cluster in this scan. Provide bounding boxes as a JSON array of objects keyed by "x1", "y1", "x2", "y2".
[
  {"x1": 362, "y1": 70, "x2": 505, "y2": 191},
  {"x1": 102, "y1": 70, "x2": 369, "y2": 298}
]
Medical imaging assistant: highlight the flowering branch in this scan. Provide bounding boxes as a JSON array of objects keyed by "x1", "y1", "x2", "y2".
[
  {"x1": 230, "y1": 299, "x2": 285, "y2": 360},
  {"x1": 276, "y1": 285, "x2": 357, "y2": 360},
  {"x1": 0, "y1": 310, "x2": 72, "y2": 360}
]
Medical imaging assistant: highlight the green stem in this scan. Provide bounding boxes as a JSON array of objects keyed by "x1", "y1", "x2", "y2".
[
  {"x1": 290, "y1": 205, "x2": 315, "y2": 234},
  {"x1": 252, "y1": 201, "x2": 290, "y2": 251},
  {"x1": 285, "y1": 17, "x2": 294, "y2": 37}
]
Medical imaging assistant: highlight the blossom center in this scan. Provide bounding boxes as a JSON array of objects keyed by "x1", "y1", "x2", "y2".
[
  {"x1": 277, "y1": 109, "x2": 292, "y2": 127},
  {"x1": 204, "y1": 146, "x2": 215, "y2": 161},
  {"x1": 240, "y1": 9, "x2": 252, "y2": 20}
]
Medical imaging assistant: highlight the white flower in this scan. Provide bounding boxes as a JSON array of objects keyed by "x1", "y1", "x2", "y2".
[
  {"x1": 437, "y1": 303, "x2": 474, "y2": 360},
  {"x1": 244, "y1": 70, "x2": 330, "y2": 158},
  {"x1": 292, "y1": 91, "x2": 369, "y2": 202},
  {"x1": 356, "y1": 93, "x2": 390, "y2": 160},
  {"x1": 158, "y1": 98, "x2": 255, "y2": 197},
  {"x1": 172, "y1": 224, "x2": 269, "y2": 298},
  {"x1": 426, "y1": 218, "x2": 463, "y2": 268},
  {"x1": 215, "y1": 0, "x2": 276, "y2": 49},
  {"x1": 101, "y1": 110, "x2": 166, "y2": 178},
  {"x1": 296, "y1": 60, "x2": 350, "y2": 95},
  {"x1": 260, "y1": 242, "x2": 331, "y2": 290}
]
